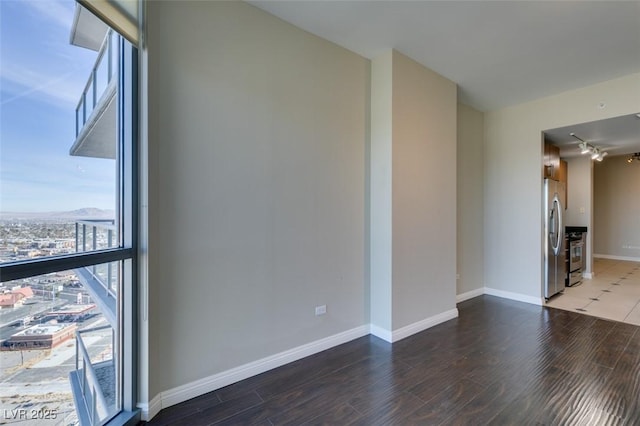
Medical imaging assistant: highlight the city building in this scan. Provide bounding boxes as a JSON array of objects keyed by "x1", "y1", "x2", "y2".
[
  {"x1": 2, "y1": 323, "x2": 77, "y2": 351},
  {"x1": 0, "y1": 287, "x2": 33, "y2": 309},
  {"x1": 47, "y1": 304, "x2": 96, "y2": 322}
]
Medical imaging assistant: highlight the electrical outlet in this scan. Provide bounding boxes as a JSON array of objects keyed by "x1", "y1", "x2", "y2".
[{"x1": 315, "y1": 305, "x2": 327, "y2": 316}]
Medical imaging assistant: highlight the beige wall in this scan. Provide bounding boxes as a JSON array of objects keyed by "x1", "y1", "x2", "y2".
[
  {"x1": 594, "y1": 155, "x2": 640, "y2": 259},
  {"x1": 146, "y1": 0, "x2": 369, "y2": 399},
  {"x1": 457, "y1": 104, "x2": 484, "y2": 296},
  {"x1": 369, "y1": 50, "x2": 457, "y2": 335},
  {"x1": 391, "y1": 51, "x2": 457, "y2": 329},
  {"x1": 565, "y1": 157, "x2": 593, "y2": 228},
  {"x1": 565, "y1": 156, "x2": 594, "y2": 274},
  {"x1": 484, "y1": 73, "x2": 640, "y2": 301}
]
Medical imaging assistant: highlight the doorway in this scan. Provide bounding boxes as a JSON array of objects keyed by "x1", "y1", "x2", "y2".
[{"x1": 542, "y1": 113, "x2": 640, "y2": 325}]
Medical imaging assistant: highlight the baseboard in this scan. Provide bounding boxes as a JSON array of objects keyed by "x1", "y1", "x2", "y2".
[
  {"x1": 483, "y1": 287, "x2": 543, "y2": 306},
  {"x1": 456, "y1": 288, "x2": 484, "y2": 303},
  {"x1": 142, "y1": 325, "x2": 369, "y2": 420},
  {"x1": 369, "y1": 324, "x2": 393, "y2": 343},
  {"x1": 141, "y1": 310, "x2": 467, "y2": 420},
  {"x1": 583, "y1": 272, "x2": 594, "y2": 279},
  {"x1": 457, "y1": 287, "x2": 545, "y2": 306},
  {"x1": 370, "y1": 308, "x2": 459, "y2": 343},
  {"x1": 138, "y1": 393, "x2": 162, "y2": 422},
  {"x1": 594, "y1": 254, "x2": 640, "y2": 262},
  {"x1": 391, "y1": 308, "x2": 459, "y2": 342}
]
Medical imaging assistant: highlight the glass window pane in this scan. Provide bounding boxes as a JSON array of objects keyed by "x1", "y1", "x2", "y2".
[
  {"x1": 76, "y1": 101, "x2": 83, "y2": 135},
  {"x1": 1, "y1": 263, "x2": 121, "y2": 424},
  {"x1": 95, "y1": 50, "x2": 109, "y2": 103},
  {"x1": 0, "y1": 2, "x2": 118, "y2": 265},
  {"x1": 85, "y1": 76, "x2": 96, "y2": 113},
  {"x1": 1, "y1": 4, "x2": 134, "y2": 425},
  {"x1": 110, "y1": 31, "x2": 118, "y2": 81}
]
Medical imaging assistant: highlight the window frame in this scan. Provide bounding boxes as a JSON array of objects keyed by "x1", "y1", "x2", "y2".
[{"x1": 0, "y1": 29, "x2": 139, "y2": 426}]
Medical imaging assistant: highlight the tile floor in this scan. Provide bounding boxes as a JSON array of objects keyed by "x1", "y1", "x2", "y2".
[{"x1": 546, "y1": 258, "x2": 640, "y2": 325}]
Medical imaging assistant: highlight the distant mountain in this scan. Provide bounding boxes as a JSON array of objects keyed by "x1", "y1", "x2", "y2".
[
  {"x1": 0, "y1": 208, "x2": 115, "y2": 221},
  {"x1": 61, "y1": 208, "x2": 115, "y2": 218}
]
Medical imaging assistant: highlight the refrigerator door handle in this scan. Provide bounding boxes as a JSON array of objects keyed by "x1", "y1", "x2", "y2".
[
  {"x1": 549, "y1": 201, "x2": 556, "y2": 252},
  {"x1": 551, "y1": 195, "x2": 563, "y2": 256},
  {"x1": 557, "y1": 195, "x2": 563, "y2": 254}
]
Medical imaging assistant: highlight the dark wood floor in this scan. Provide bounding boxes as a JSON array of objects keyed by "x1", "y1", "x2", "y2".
[{"x1": 144, "y1": 295, "x2": 640, "y2": 425}]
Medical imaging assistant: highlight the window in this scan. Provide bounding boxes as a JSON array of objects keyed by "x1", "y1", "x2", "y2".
[{"x1": 0, "y1": 2, "x2": 137, "y2": 424}]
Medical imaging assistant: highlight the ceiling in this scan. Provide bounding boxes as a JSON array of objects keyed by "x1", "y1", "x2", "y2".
[
  {"x1": 248, "y1": 1, "x2": 640, "y2": 158},
  {"x1": 248, "y1": 1, "x2": 640, "y2": 113},
  {"x1": 544, "y1": 113, "x2": 640, "y2": 159}
]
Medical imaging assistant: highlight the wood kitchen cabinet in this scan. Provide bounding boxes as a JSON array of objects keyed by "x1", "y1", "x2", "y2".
[
  {"x1": 543, "y1": 141, "x2": 567, "y2": 207},
  {"x1": 544, "y1": 141, "x2": 560, "y2": 180},
  {"x1": 558, "y1": 159, "x2": 567, "y2": 208}
]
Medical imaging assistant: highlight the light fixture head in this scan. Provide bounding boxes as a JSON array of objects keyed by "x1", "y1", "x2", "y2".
[
  {"x1": 595, "y1": 152, "x2": 608, "y2": 162},
  {"x1": 628, "y1": 152, "x2": 640, "y2": 163},
  {"x1": 578, "y1": 142, "x2": 591, "y2": 154},
  {"x1": 591, "y1": 148, "x2": 600, "y2": 160}
]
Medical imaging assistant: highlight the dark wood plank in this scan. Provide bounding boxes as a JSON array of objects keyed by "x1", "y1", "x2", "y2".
[
  {"x1": 347, "y1": 390, "x2": 426, "y2": 426},
  {"x1": 144, "y1": 391, "x2": 222, "y2": 426},
  {"x1": 147, "y1": 391, "x2": 263, "y2": 426},
  {"x1": 217, "y1": 354, "x2": 412, "y2": 425},
  {"x1": 591, "y1": 322, "x2": 637, "y2": 369},
  {"x1": 593, "y1": 335, "x2": 640, "y2": 420},
  {"x1": 446, "y1": 381, "x2": 521, "y2": 425},
  {"x1": 404, "y1": 378, "x2": 486, "y2": 425},
  {"x1": 142, "y1": 296, "x2": 640, "y2": 426},
  {"x1": 302, "y1": 403, "x2": 362, "y2": 426}
]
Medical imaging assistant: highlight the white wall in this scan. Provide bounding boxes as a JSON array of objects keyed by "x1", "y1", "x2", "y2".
[
  {"x1": 369, "y1": 51, "x2": 393, "y2": 331},
  {"x1": 146, "y1": 0, "x2": 369, "y2": 400},
  {"x1": 457, "y1": 104, "x2": 484, "y2": 296},
  {"x1": 565, "y1": 156, "x2": 594, "y2": 274},
  {"x1": 484, "y1": 73, "x2": 640, "y2": 301},
  {"x1": 594, "y1": 154, "x2": 640, "y2": 260}
]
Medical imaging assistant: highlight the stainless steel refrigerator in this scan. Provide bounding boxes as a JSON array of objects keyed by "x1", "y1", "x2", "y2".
[{"x1": 544, "y1": 178, "x2": 566, "y2": 299}]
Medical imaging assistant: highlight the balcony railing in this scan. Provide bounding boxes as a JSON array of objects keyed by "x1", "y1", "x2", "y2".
[
  {"x1": 74, "y1": 220, "x2": 118, "y2": 327},
  {"x1": 75, "y1": 219, "x2": 116, "y2": 252},
  {"x1": 75, "y1": 220, "x2": 117, "y2": 295},
  {"x1": 75, "y1": 29, "x2": 117, "y2": 137},
  {"x1": 70, "y1": 324, "x2": 117, "y2": 425}
]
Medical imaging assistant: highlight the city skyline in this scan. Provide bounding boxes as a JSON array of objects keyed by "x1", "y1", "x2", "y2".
[{"x1": 1, "y1": 0, "x2": 116, "y2": 213}]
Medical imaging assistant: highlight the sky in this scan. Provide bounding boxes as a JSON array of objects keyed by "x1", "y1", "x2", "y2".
[{"x1": 0, "y1": 0, "x2": 116, "y2": 212}]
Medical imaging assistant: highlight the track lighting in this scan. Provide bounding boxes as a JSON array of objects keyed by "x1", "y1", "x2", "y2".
[
  {"x1": 628, "y1": 153, "x2": 640, "y2": 163},
  {"x1": 570, "y1": 133, "x2": 607, "y2": 161},
  {"x1": 578, "y1": 142, "x2": 591, "y2": 154},
  {"x1": 595, "y1": 152, "x2": 608, "y2": 162}
]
